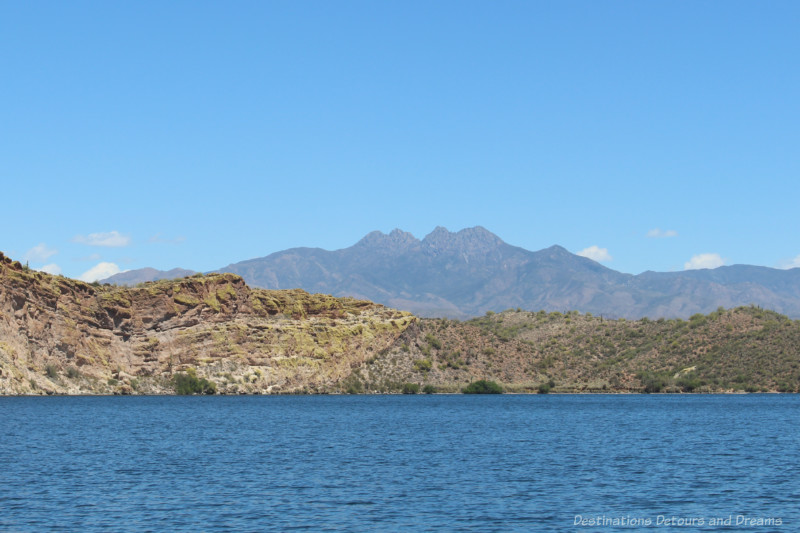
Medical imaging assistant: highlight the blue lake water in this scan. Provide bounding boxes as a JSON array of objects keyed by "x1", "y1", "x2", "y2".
[{"x1": 1, "y1": 394, "x2": 797, "y2": 531}]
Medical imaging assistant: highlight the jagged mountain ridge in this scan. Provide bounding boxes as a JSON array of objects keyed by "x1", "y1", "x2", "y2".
[
  {"x1": 215, "y1": 226, "x2": 800, "y2": 319},
  {"x1": 103, "y1": 226, "x2": 800, "y2": 319},
  {"x1": 4, "y1": 251, "x2": 799, "y2": 395}
]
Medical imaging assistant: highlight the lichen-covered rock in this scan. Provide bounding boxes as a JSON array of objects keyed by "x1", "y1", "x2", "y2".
[
  {"x1": 3, "y1": 250, "x2": 796, "y2": 395},
  {"x1": 0, "y1": 253, "x2": 414, "y2": 394}
]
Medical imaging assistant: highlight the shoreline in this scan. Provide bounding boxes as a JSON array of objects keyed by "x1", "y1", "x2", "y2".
[{"x1": 1, "y1": 390, "x2": 794, "y2": 398}]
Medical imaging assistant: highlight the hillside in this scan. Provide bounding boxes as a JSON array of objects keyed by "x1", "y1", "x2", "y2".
[
  {"x1": 213, "y1": 227, "x2": 800, "y2": 319},
  {"x1": 3, "y1": 250, "x2": 799, "y2": 395},
  {"x1": 0, "y1": 252, "x2": 413, "y2": 395},
  {"x1": 101, "y1": 267, "x2": 196, "y2": 286},
  {"x1": 367, "y1": 307, "x2": 800, "y2": 394}
]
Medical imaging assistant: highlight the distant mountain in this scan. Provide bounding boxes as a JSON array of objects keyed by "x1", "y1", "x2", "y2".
[
  {"x1": 4, "y1": 250, "x2": 797, "y2": 394},
  {"x1": 101, "y1": 267, "x2": 196, "y2": 286},
  {"x1": 215, "y1": 226, "x2": 800, "y2": 319}
]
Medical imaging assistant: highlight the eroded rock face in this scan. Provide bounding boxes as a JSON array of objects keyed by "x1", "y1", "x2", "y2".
[
  {"x1": 0, "y1": 252, "x2": 414, "y2": 395},
  {"x1": 7, "y1": 250, "x2": 795, "y2": 395}
]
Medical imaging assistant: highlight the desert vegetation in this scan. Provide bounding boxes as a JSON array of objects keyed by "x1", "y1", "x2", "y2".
[
  {"x1": 360, "y1": 305, "x2": 800, "y2": 394},
  {"x1": 2, "y1": 250, "x2": 798, "y2": 395},
  {"x1": 172, "y1": 369, "x2": 217, "y2": 395},
  {"x1": 462, "y1": 380, "x2": 503, "y2": 394}
]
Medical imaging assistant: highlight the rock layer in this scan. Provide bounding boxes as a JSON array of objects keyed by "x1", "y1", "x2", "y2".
[
  {"x1": 3, "y1": 250, "x2": 798, "y2": 395},
  {"x1": 0, "y1": 252, "x2": 413, "y2": 395}
]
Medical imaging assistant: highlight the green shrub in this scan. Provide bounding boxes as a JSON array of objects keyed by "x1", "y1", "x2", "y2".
[
  {"x1": 422, "y1": 384, "x2": 437, "y2": 394},
  {"x1": 172, "y1": 369, "x2": 217, "y2": 395},
  {"x1": 462, "y1": 380, "x2": 503, "y2": 394},
  {"x1": 689, "y1": 313, "x2": 707, "y2": 329},
  {"x1": 537, "y1": 383, "x2": 551, "y2": 394},
  {"x1": 66, "y1": 367, "x2": 80, "y2": 379},
  {"x1": 676, "y1": 373, "x2": 703, "y2": 392},
  {"x1": 639, "y1": 371, "x2": 670, "y2": 393},
  {"x1": 401, "y1": 383, "x2": 420, "y2": 394},
  {"x1": 44, "y1": 364, "x2": 58, "y2": 379},
  {"x1": 342, "y1": 373, "x2": 364, "y2": 394},
  {"x1": 424, "y1": 334, "x2": 442, "y2": 350},
  {"x1": 345, "y1": 382, "x2": 363, "y2": 394},
  {"x1": 413, "y1": 358, "x2": 432, "y2": 372}
]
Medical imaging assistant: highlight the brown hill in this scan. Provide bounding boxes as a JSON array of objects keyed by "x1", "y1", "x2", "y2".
[
  {"x1": 0, "y1": 252, "x2": 413, "y2": 395},
  {"x1": 364, "y1": 307, "x2": 800, "y2": 393},
  {"x1": 2, "y1": 251, "x2": 798, "y2": 395}
]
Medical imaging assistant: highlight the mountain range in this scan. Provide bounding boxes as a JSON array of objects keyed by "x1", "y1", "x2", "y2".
[
  {"x1": 4, "y1": 250, "x2": 798, "y2": 394},
  {"x1": 101, "y1": 226, "x2": 800, "y2": 319},
  {"x1": 98, "y1": 267, "x2": 196, "y2": 286}
]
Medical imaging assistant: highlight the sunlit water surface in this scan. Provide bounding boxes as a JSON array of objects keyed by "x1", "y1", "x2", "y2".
[{"x1": 1, "y1": 395, "x2": 797, "y2": 531}]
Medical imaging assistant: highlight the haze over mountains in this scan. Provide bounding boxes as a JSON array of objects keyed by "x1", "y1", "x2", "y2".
[
  {"x1": 97, "y1": 267, "x2": 197, "y2": 286},
  {"x1": 101, "y1": 227, "x2": 800, "y2": 319}
]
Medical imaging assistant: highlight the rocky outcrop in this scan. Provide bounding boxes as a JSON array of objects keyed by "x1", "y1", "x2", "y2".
[
  {"x1": 3, "y1": 249, "x2": 797, "y2": 395},
  {"x1": 0, "y1": 252, "x2": 414, "y2": 395}
]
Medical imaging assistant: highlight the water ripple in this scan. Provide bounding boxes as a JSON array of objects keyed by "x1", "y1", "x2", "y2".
[{"x1": 0, "y1": 394, "x2": 797, "y2": 531}]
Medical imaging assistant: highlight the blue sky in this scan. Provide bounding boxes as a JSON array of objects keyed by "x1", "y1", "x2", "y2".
[{"x1": 2, "y1": 1, "x2": 799, "y2": 281}]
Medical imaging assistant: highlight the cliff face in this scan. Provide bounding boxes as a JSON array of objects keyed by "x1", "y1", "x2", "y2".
[
  {"x1": 0, "y1": 252, "x2": 414, "y2": 395},
  {"x1": 3, "y1": 250, "x2": 798, "y2": 395}
]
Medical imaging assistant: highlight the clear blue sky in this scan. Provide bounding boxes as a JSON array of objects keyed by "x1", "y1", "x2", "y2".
[{"x1": 2, "y1": 1, "x2": 799, "y2": 281}]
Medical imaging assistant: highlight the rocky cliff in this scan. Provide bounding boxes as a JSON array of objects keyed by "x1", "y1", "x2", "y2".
[
  {"x1": 3, "y1": 250, "x2": 798, "y2": 395},
  {"x1": 0, "y1": 252, "x2": 414, "y2": 395}
]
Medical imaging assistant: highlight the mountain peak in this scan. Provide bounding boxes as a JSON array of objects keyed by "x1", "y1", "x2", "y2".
[
  {"x1": 542, "y1": 244, "x2": 571, "y2": 256},
  {"x1": 422, "y1": 226, "x2": 504, "y2": 253},
  {"x1": 355, "y1": 228, "x2": 419, "y2": 250},
  {"x1": 164, "y1": 225, "x2": 800, "y2": 320}
]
